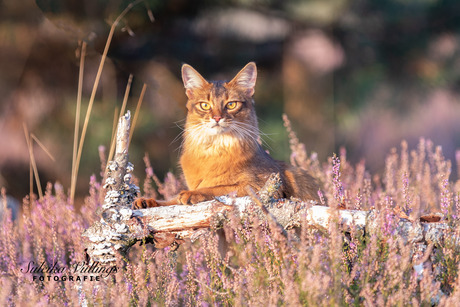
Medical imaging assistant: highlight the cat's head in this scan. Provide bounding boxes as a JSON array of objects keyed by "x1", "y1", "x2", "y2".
[{"x1": 181, "y1": 62, "x2": 259, "y2": 144}]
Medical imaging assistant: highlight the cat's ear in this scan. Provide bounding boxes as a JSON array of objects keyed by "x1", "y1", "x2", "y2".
[
  {"x1": 181, "y1": 64, "x2": 208, "y2": 98},
  {"x1": 228, "y1": 62, "x2": 257, "y2": 97}
]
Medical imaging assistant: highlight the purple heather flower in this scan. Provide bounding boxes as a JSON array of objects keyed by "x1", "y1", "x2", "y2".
[
  {"x1": 332, "y1": 155, "x2": 344, "y2": 203},
  {"x1": 383, "y1": 209, "x2": 396, "y2": 236},
  {"x1": 145, "y1": 167, "x2": 154, "y2": 177},
  {"x1": 440, "y1": 177, "x2": 450, "y2": 219}
]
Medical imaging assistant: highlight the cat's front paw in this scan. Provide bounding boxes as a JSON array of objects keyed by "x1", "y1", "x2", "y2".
[
  {"x1": 178, "y1": 191, "x2": 210, "y2": 205},
  {"x1": 132, "y1": 197, "x2": 159, "y2": 209}
]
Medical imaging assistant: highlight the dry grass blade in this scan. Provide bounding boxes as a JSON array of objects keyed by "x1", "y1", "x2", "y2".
[
  {"x1": 145, "y1": 1, "x2": 155, "y2": 22},
  {"x1": 108, "y1": 74, "x2": 133, "y2": 164},
  {"x1": 71, "y1": 41, "x2": 87, "y2": 203},
  {"x1": 23, "y1": 123, "x2": 43, "y2": 199},
  {"x1": 105, "y1": 107, "x2": 119, "y2": 182},
  {"x1": 111, "y1": 107, "x2": 120, "y2": 152},
  {"x1": 72, "y1": 1, "x2": 143, "y2": 202},
  {"x1": 29, "y1": 149, "x2": 33, "y2": 199},
  {"x1": 120, "y1": 74, "x2": 133, "y2": 122},
  {"x1": 100, "y1": 107, "x2": 120, "y2": 187},
  {"x1": 31, "y1": 134, "x2": 55, "y2": 162},
  {"x1": 129, "y1": 83, "x2": 147, "y2": 146}
]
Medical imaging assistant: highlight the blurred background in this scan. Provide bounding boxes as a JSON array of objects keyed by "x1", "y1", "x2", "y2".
[{"x1": 1, "y1": 0, "x2": 460, "y2": 204}]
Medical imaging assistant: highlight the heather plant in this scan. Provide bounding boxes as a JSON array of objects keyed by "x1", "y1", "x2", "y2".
[{"x1": 1, "y1": 129, "x2": 460, "y2": 306}]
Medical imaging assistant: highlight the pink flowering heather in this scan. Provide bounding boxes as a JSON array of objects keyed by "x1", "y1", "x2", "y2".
[{"x1": 1, "y1": 130, "x2": 460, "y2": 305}]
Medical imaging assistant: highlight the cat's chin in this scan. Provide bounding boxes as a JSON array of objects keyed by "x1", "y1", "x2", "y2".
[{"x1": 206, "y1": 125, "x2": 228, "y2": 136}]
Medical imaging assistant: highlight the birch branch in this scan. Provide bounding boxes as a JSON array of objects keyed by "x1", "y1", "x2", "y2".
[
  {"x1": 83, "y1": 111, "x2": 140, "y2": 263},
  {"x1": 82, "y1": 112, "x2": 459, "y2": 265}
]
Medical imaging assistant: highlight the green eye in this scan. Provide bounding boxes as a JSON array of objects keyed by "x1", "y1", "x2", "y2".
[
  {"x1": 200, "y1": 102, "x2": 211, "y2": 110},
  {"x1": 226, "y1": 102, "x2": 238, "y2": 110}
]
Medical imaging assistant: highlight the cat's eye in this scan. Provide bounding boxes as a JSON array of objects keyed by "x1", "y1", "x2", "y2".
[
  {"x1": 200, "y1": 102, "x2": 211, "y2": 110},
  {"x1": 226, "y1": 101, "x2": 238, "y2": 110}
]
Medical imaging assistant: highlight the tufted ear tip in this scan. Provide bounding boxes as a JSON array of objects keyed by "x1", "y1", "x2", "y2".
[
  {"x1": 228, "y1": 62, "x2": 257, "y2": 96},
  {"x1": 181, "y1": 64, "x2": 208, "y2": 90},
  {"x1": 246, "y1": 62, "x2": 257, "y2": 71}
]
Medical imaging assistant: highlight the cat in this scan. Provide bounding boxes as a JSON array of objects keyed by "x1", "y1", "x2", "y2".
[{"x1": 133, "y1": 62, "x2": 320, "y2": 208}]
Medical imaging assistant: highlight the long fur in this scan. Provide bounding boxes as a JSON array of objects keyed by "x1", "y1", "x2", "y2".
[{"x1": 134, "y1": 62, "x2": 320, "y2": 208}]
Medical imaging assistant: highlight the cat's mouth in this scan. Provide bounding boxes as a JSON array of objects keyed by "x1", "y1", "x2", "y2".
[
  {"x1": 208, "y1": 124, "x2": 227, "y2": 134},
  {"x1": 206, "y1": 121, "x2": 229, "y2": 135}
]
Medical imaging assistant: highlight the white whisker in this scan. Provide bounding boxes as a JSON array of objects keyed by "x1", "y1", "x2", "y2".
[
  {"x1": 173, "y1": 122, "x2": 206, "y2": 152},
  {"x1": 232, "y1": 121, "x2": 273, "y2": 151},
  {"x1": 175, "y1": 115, "x2": 275, "y2": 155}
]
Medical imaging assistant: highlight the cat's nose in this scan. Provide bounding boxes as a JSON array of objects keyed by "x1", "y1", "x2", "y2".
[{"x1": 213, "y1": 116, "x2": 222, "y2": 123}]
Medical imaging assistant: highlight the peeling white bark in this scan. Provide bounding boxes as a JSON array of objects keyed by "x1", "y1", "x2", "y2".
[{"x1": 83, "y1": 111, "x2": 140, "y2": 263}]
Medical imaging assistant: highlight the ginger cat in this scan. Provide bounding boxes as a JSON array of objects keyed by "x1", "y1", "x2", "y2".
[{"x1": 134, "y1": 62, "x2": 319, "y2": 208}]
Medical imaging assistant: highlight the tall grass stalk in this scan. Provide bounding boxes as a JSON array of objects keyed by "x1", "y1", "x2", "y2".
[
  {"x1": 107, "y1": 74, "x2": 133, "y2": 164},
  {"x1": 72, "y1": 0, "x2": 144, "y2": 203},
  {"x1": 22, "y1": 123, "x2": 43, "y2": 199},
  {"x1": 110, "y1": 106, "x2": 120, "y2": 156},
  {"x1": 129, "y1": 83, "x2": 147, "y2": 146},
  {"x1": 30, "y1": 134, "x2": 55, "y2": 162},
  {"x1": 71, "y1": 41, "x2": 87, "y2": 203}
]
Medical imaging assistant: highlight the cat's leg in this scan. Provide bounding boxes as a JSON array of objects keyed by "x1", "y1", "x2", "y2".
[
  {"x1": 134, "y1": 184, "x2": 248, "y2": 208},
  {"x1": 177, "y1": 184, "x2": 246, "y2": 205},
  {"x1": 132, "y1": 198, "x2": 179, "y2": 209}
]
